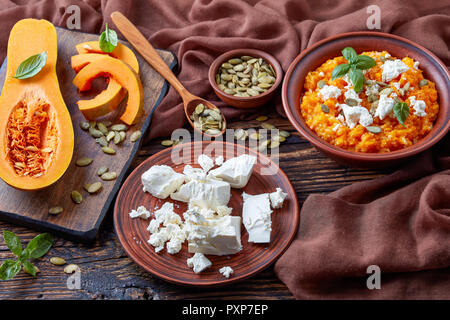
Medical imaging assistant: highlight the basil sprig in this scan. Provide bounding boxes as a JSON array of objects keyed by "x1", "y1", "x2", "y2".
[
  {"x1": 13, "y1": 51, "x2": 47, "y2": 80},
  {"x1": 0, "y1": 230, "x2": 53, "y2": 280},
  {"x1": 393, "y1": 102, "x2": 410, "y2": 126},
  {"x1": 99, "y1": 23, "x2": 118, "y2": 53},
  {"x1": 332, "y1": 47, "x2": 376, "y2": 93}
]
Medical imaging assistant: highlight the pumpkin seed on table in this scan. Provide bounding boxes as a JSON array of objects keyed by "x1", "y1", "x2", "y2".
[
  {"x1": 50, "y1": 257, "x2": 66, "y2": 266},
  {"x1": 102, "y1": 146, "x2": 116, "y2": 155},
  {"x1": 79, "y1": 121, "x2": 90, "y2": 130},
  {"x1": 256, "y1": 116, "x2": 268, "y2": 122},
  {"x1": 76, "y1": 157, "x2": 93, "y2": 167},
  {"x1": 270, "y1": 140, "x2": 280, "y2": 149},
  {"x1": 106, "y1": 131, "x2": 115, "y2": 142},
  {"x1": 89, "y1": 121, "x2": 97, "y2": 128},
  {"x1": 130, "y1": 131, "x2": 142, "y2": 142},
  {"x1": 258, "y1": 139, "x2": 271, "y2": 152},
  {"x1": 113, "y1": 132, "x2": 122, "y2": 144},
  {"x1": 119, "y1": 131, "x2": 126, "y2": 142},
  {"x1": 89, "y1": 127, "x2": 103, "y2": 138},
  {"x1": 48, "y1": 206, "x2": 63, "y2": 215},
  {"x1": 161, "y1": 140, "x2": 174, "y2": 147},
  {"x1": 97, "y1": 167, "x2": 109, "y2": 176},
  {"x1": 110, "y1": 124, "x2": 128, "y2": 131},
  {"x1": 96, "y1": 136, "x2": 108, "y2": 147},
  {"x1": 249, "y1": 132, "x2": 260, "y2": 140},
  {"x1": 234, "y1": 128, "x2": 247, "y2": 140},
  {"x1": 101, "y1": 172, "x2": 117, "y2": 181},
  {"x1": 71, "y1": 190, "x2": 83, "y2": 204},
  {"x1": 279, "y1": 130, "x2": 290, "y2": 138},
  {"x1": 261, "y1": 122, "x2": 276, "y2": 130},
  {"x1": 97, "y1": 122, "x2": 109, "y2": 135},
  {"x1": 84, "y1": 182, "x2": 102, "y2": 194},
  {"x1": 64, "y1": 264, "x2": 80, "y2": 274}
]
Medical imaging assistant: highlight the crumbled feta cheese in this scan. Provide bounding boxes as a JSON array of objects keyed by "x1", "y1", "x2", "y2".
[
  {"x1": 333, "y1": 123, "x2": 341, "y2": 132},
  {"x1": 269, "y1": 188, "x2": 288, "y2": 209},
  {"x1": 344, "y1": 88, "x2": 362, "y2": 105},
  {"x1": 219, "y1": 266, "x2": 234, "y2": 278},
  {"x1": 336, "y1": 114, "x2": 345, "y2": 124},
  {"x1": 365, "y1": 83, "x2": 380, "y2": 96},
  {"x1": 318, "y1": 71, "x2": 324, "y2": 77},
  {"x1": 183, "y1": 165, "x2": 207, "y2": 181},
  {"x1": 340, "y1": 104, "x2": 373, "y2": 128},
  {"x1": 393, "y1": 82, "x2": 400, "y2": 90},
  {"x1": 409, "y1": 96, "x2": 427, "y2": 117},
  {"x1": 147, "y1": 219, "x2": 160, "y2": 234},
  {"x1": 381, "y1": 59, "x2": 409, "y2": 82},
  {"x1": 242, "y1": 192, "x2": 273, "y2": 243},
  {"x1": 148, "y1": 228, "x2": 170, "y2": 253},
  {"x1": 187, "y1": 253, "x2": 212, "y2": 273},
  {"x1": 413, "y1": 61, "x2": 420, "y2": 69},
  {"x1": 197, "y1": 154, "x2": 215, "y2": 173},
  {"x1": 216, "y1": 205, "x2": 232, "y2": 217},
  {"x1": 215, "y1": 156, "x2": 224, "y2": 166},
  {"x1": 128, "y1": 205, "x2": 151, "y2": 219},
  {"x1": 154, "y1": 202, "x2": 182, "y2": 226},
  {"x1": 318, "y1": 85, "x2": 341, "y2": 101},
  {"x1": 375, "y1": 94, "x2": 395, "y2": 120},
  {"x1": 167, "y1": 238, "x2": 183, "y2": 254},
  {"x1": 141, "y1": 165, "x2": 185, "y2": 199},
  {"x1": 208, "y1": 154, "x2": 256, "y2": 188}
]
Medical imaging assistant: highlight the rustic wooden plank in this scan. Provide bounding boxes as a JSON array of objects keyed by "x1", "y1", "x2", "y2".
[{"x1": 0, "y1": 27, "x2": 176, "y2": 242}]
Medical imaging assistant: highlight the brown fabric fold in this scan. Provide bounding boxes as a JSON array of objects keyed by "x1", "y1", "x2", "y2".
[{"x1": 0, "y1": 0, "x2": 448, "y2": 300}]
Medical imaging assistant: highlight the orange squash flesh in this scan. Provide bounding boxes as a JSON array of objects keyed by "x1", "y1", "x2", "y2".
[
  {"x1": 75, "y1": 41, "x2": 140, "y2": 74},
  {"x1": 0, "y1": 19, "x2": 74, "y2": 190},
  {"x1": 73, "y1": 56, "x2": 144, "y2": 125}
]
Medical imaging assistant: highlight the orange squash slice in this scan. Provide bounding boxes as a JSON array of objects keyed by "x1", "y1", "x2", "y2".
[
  {"x1": 73, "y1": 55, "x2": 144, "y2": 125},
  {"x1": 0, "y1": 19, "x2": 74, "y2": 190}
]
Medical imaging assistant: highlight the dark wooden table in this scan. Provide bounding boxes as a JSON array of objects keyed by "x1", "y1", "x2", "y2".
[{"x1": 0, "y1": 113, "x2": 394, "y2": 300}]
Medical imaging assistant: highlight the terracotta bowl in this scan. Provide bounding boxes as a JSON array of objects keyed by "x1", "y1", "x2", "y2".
[
  {"x1": 209, "y1": 49, "x2": 283, "y2": 109},
  {"x1": 282, "y1": 32, "x2": 450, "y2": 168}
]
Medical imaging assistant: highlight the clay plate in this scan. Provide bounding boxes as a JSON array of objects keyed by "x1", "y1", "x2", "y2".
[
  {"x1": 282, "y1": 32, "x2": 450, "y2": 168},
  {"x1": 114, "y1": 141, "x2": 299, "y2": 286}
]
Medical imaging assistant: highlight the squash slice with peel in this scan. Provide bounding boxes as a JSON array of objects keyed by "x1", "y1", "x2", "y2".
[
  {"x1": 73, "y1": 55, "x2": 144, "y2": 125},
  {"x1": 0, "y1": 19, "x2": 74, "y2": 190}
]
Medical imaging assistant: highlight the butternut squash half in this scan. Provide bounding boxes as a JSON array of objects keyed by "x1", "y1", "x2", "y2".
[
  {"x1": 73, "y1": 55, "x2": 144, "y2": 125},
  {"x1": 0, "y1": 19, "x2": 74, "y2": 190}
]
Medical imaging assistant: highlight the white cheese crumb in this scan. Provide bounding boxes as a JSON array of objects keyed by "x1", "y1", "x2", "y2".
[
  {"x1": 219, "y1": 266, "x2": 234, "y2": 278},
  {"x1": 216, "y1": 205, "x2": 232, "y2": 217},
  {"x1": 381, "y1": 59, "x2": 409, "y2": 82},
  {"x1": 147, "y1": 219, "x2": 160, "y2": 234},
  {"x1": 409, "y1": 96, "x2": 427, "y2": 117},
  {"x1": 215, "y1": 156, "x2": 224, "y2": 166},
  {"x1": 413, "y1": 61, "x2": 420, "y2": 69},
  {"x1": 128, "y1": 206, "x2": 151, "y2": 219},
  {"x1": 344, "y1": 88, "x2": 363, "y2": 105},
  {"x1": 319, "y1": 85, "x2": 341, "y2": 101},
  {"x1": 197, "y1": 154, "x2": 215, "y2": 173},
  {"x1": 340, "y1": 104, "x2": 373, "y2": 128},
  {"x1": 333, "y1": 124, "x2": 341, "y2": 132},
  {"x1": 269, "y1": 188, "x2": 288, "y2": 209},
  {"x1": 318, "y1": 71, "x2": 324, "y2": 77},
  {"x1": 141, "y1": 165, "x2": 185, "y2": 199},
  {"x1": 187, "y1": 253, "x2": 212, "y2": 273},
  {"x1": 375, "y1": 94, "x2": 395, "y2": 120}
]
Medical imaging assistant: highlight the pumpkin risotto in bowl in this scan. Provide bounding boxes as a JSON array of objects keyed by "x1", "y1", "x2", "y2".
[{"x1": 282, "y1": 32, "x2": 449, "y2": 167}]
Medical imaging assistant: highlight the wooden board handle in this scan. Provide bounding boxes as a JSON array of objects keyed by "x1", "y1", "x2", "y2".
[{"x1": 111, "y1": 11, "x2": 189, "y2": 99}]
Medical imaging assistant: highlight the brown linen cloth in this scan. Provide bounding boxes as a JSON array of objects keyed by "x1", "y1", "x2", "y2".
[{"x1": 0, "y1": 0, "x2": 448, "y2": 299}]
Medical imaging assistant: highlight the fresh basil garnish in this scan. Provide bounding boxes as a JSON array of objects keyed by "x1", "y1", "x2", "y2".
[
  {"x1": 393, "y1": 102, "x2": 410, "y2": 126},
  {"x1": 99, "y1": 23, "x2": 118, "y2": 53},
  {"x1": 331, "y1": 47, "x2": 376, "y2": 93},
  {"x1": 0, "y1": 230, "x2": 53, "y2": 280},
  {"x1": 13, "y1": 51, "x2": 47, "y2": 80}
]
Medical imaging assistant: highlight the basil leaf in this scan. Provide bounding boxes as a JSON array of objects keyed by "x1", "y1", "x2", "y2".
[
  {"x1": 354, "y1": 55, "x2": 376, "y2": 70},
  {"x1": 331, "y1": 63, "x2": 350, "y2": 80},
  {"x1": 13, "y1": 51, "x2": 47, "y2": 80},
  {"x1": 3, "y1": 230, "x2": 22, "y2": 257},
  {"x1": 99, "y1": 23, "x2": 118, "y2": 53},
  {"x1": 0, "y1": 260, "x2": 21, "y2": 280},
  {"x1": 24, "y1": 233, "x2": 53, "y2": 259},
  {"x1": 349, "y1": 67, "x2": 364, "y2": 93},
  {"x1": 22, "y1": 260, "x2": 37, "y2": 277},
  {"x1": 393, "y1": 102, "x2": 410, "y2": 126},
  {"x1": 342, "y1": 47, "x2": 358, "y2": 64}
]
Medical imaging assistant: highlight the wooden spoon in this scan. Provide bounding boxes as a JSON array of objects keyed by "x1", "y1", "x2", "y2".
[{"x1": 110, "y1": 11, "x2": 226, "y2": 138}]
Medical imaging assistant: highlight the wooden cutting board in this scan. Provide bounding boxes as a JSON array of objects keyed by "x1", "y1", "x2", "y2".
[{"x1": 0, "y1": 27, "x2": 177, "y2": 243}]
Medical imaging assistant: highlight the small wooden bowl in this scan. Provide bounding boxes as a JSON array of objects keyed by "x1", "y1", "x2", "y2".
[
  {"x1": 282, "y1": 32, "x2": 450, "y2": 168},
  {"x1": 209, "y1": 49, "x2": 283, "y2": 109}
]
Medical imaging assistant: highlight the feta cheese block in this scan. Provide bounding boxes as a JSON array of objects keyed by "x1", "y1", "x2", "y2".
[
  {"x1": 153, "y1": 202, "x2": 182, "y2": 226},
  {"x1": 187, "y1": 253, "x2": 212, "y2": 273},
  {"x1": 219, "y1": 266, "x2": 234, "y2": 278},
  {"x1": 215, "y1": 156, "x2": 224, "y2": 166},
  {"x1": 185, "y1": 213, "x2": 242, "y2": 256},
  {"x1": 242, "y1": 192, "x2": 273, "y2": 243},
  {"x1": 183, "y1": 165, "x2": 206, "y2": 182},
  {"x1": 269, "y1": 188, "x2": 288, "y2": 209},
  {"x1": 128, "y1": 205, "x2": 151, "y2": 219},
  {"x1": 381, "y1": 59, "x2": 409, "y2": 82},
  {"x1": 208, "y1": 154, "x2": 256, "y2": 188},
  {"x1": 170, "y1": 178, "x2": 231, "y2": 210},
  {"x1": 197, "y1": 154, "x2": 215, "y2": 173},
  {"x1": 141, "y1": 165, "x2": 185, "y2": 199}
]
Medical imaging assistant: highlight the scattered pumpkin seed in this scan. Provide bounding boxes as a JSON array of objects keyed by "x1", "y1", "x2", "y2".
[
  {"x1": 256, "y1": 116, "x2": 268, "y2": 122},
  {"x1": 113, "y1": 132, "x2": 122, "y2": 144},
  {"x1": 261, "y1": 122, "x2": 276, "y2": 130},
  {"x1": 317, "y1": 80, "x2": 327, "y2": 89},
  {"x1": 258, "y1": 139, "x2": 271, "y2": 151},
  {"x1": 79, "y1": 121, "x2": 90, "y2": 130},
  {"x1": 101, "y1": 121, "x2": 112, "y2": 127},
  {"x1": 50, "y1": 257, "x2": 66, "y2": 266},
  {"x1": 233, "y1": 128, "x2": 247, "y2": 140},
  {"x1": 161, "y1": 140, "x2": 174, "y2": 147},
  {"x1": 119, "y1": 131, "x2": 126, "y2": 142},
  {"x1": 97, "y1": 122, "x2": 109, "y2": 135},
  {"x1": 366, "y1": 126, "x2": 382, "y2": 134},
  {"x1": 96, "y1": 136, "x2": 108, "y2": 147},
  {"x1": 344, "y1": 98, "x2": 358, "y2": 106},
  {"x1": 97, "y1": 167, "x2": 109, "y2": 176},
  {"x1": 89, "y1": 127, "x2": 104, "y2": 138},
  {"x1": 110, "y1": 124, "x2": 128, "y2": 131},
  {"x1": 130, "y1": 131, "x2": 142, "y2": 142},
  {"x1": 64, "y1": 264, "x2": 80, "y2": 274},
  {"x1": 106, "y1": 131, "x2": 115, "y2": 142},
  {"x1": 379, "y1": 87, "x2": 393, "y2": 96},
  {"x1": 321, "y1": 104, "x2": 330, "y2": 113},
  {"x1": 76, "y1": 157, "x2": 93, "y2": 167},
  {"x1": 101, "y1": 172, "x2": 117, "y2": 181},
  {"x1": 279, "y1": 130, "x2": 290, "y2": 138},
  {"x1": 86, "y1": 182, "x2": 102, "y2": 194},
  {"x1": 102, "y1": 146, "x2": 116, "y2": 155},
  {"x1": 419, "y1": 79, "x2": 428, "y2": 87},
  {"x1": 270, "y1": 140, "x2": 280, "y2": 149},
  {"x1": 89, "y1": 121, "x2": 97, "y2": 129},
  {"x1": 71, "y1": 190, "x2": 83, "y2": 204},
  {"x1": 48, "y1": 206, "x2": 63, "y2": 215},
  {"x1": 249, "y1": 132, "x2": 260, "y2": 140}
]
